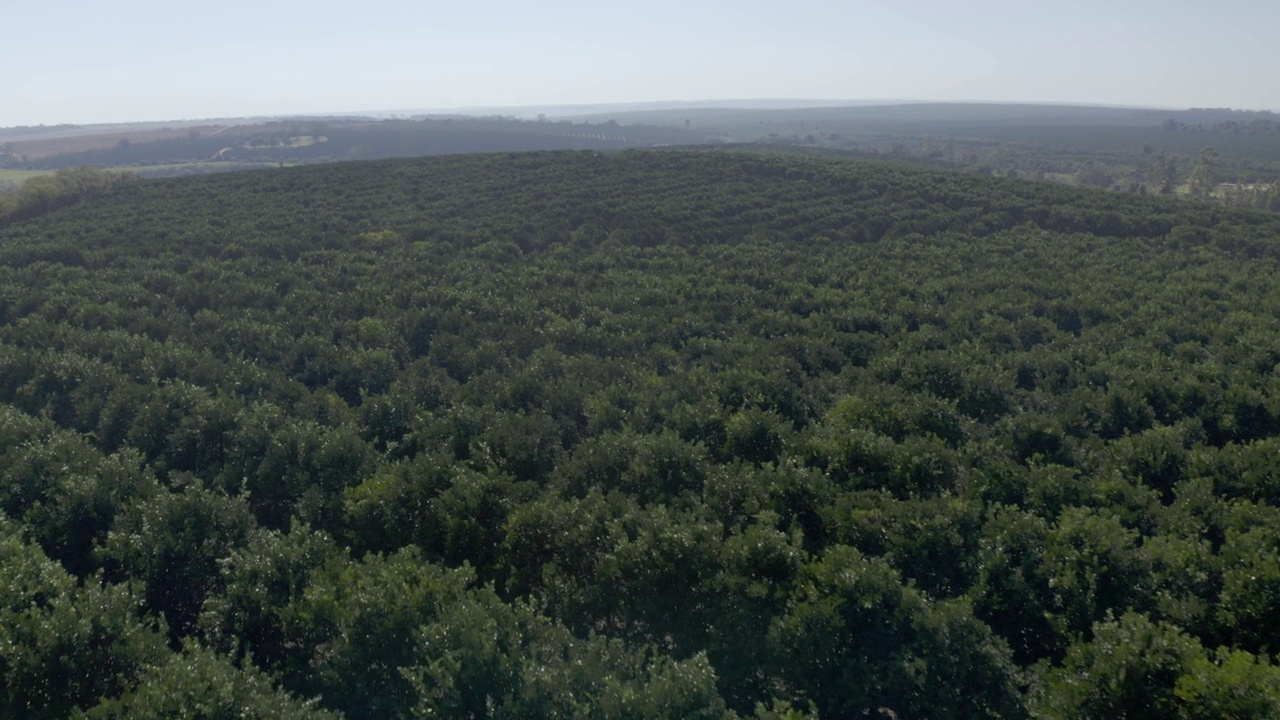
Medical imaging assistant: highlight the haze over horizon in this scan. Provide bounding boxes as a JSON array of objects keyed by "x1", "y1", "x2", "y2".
[{"x1": 6, "y1": 0, "x2": 1279, "y2": 128}]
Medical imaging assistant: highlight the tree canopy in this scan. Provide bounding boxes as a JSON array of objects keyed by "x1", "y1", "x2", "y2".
[{"x1": 3, "y1": 149, "x2": 1280, "y2": 716}]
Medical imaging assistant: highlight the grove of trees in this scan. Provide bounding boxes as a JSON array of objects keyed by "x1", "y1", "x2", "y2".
[{"x1": 3, "y1": 149, "x2": 1280, "y2": 716}]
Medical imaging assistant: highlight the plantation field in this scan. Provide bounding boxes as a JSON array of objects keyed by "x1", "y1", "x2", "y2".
[
  {"x1": 4, "y1": 150, "x2": 1280, "y2": 718},
  {"x1": 0, "y1": 162, "x2": 291, "y2": 189},
  {"x1": 0, "y1": 169, "x2": 53, "y2": 185},
  {"x1": 113, "y1": 160, "x2": 291, "y2": 175}
]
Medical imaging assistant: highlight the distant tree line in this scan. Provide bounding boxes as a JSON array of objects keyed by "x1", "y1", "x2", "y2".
[{"x1": 0, "y1": 167, "x2": 135, "y2": 227}]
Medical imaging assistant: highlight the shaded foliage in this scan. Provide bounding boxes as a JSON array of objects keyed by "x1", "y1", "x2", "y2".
[{"x1": 2, "y1": 149, "x2": 1280, "y2": 715}]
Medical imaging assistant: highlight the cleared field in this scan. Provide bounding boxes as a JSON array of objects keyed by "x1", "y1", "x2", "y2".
[
  {"x1": 6, "y1": 124, "x2": 251, "y2": 160},
  {"x1": 0, "y1": 169, "x2": 54, "y2": 185},
  {"x1": 245, "y1": 135, "x2": 326, "y2": 149},
  {"x1": 118, "y1": 161, "x2": 277, "y2": 172},
  {"x1": 0, "y1": 161, "x2": 288, "y2": 189}
]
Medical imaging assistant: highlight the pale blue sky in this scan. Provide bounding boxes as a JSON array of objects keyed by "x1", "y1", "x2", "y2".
[{"x1": 4, "y1": 0, "x2": 1277, "y2": 126}]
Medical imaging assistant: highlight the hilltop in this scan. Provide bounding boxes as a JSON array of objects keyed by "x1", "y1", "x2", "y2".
[
  {"x1": 0, "y1": 115, "x2": 703, "y2": 186},
  {"x1": 5, "y1": 102, "x2": 1279, "y2": 211}
]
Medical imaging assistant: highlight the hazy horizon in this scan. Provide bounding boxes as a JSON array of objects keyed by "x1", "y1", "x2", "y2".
[
  {"x1": 1, "y1": 98, "x2": 1217, "y2": 131},
  {"x1": 7, "y1": 0, "x2": 1279, "y2": 127}
]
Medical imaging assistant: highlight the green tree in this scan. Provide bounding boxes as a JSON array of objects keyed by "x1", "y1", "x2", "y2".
[
  {"x1": 1218, "y1": 520, "x2": 1280, "y2": 653},
  {"x1": 102, "y1": 485, "x2": 254, "y2": 640},
  {"x1": 402, "y1": 597, "x2": 730, "y2": 719},
  {"x1": 84, "y1": 643, "x2": 340, "y2": 720},
  {"x1": 278, "y1": 547, "x2": 476, "y2": 718},
  {"x1": 1154, "y1": 151, "x2": 1181, "y2": 194},
  {"x1": 1037, "y1": 612, "x2": 1280, "y2": 720},
  {"x1": 1189, "y1": 147, "x2": 1220, "y2": 199},
  {"x1": 199, "y1": 523, "x2": 343, "y2": 672},
  {"x1": 768, "y1": 545, "x2": 1024, "y2": 719},
  {"x1": 0, "y1": 516, "x2": 167, "y2": 719},
  {"x1": 1038, "y1": 612, "x2": 1200, "y2": 720}
]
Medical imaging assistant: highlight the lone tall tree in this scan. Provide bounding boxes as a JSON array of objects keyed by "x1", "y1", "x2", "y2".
[
  {"x1": 1189, "y1": 147, "x2": 1220, "y2": 199},
  {"x1": 1153, "y1": 152, "x2": 1180, "y2": 195}
]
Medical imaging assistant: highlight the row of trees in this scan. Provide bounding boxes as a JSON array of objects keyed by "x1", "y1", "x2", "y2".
[
  {"x1": 0, "y1": 167, "x2": 134, "y2": 227},
  {"x1": 4, "y1": 150, "x2": 1280, "y2": 716}
]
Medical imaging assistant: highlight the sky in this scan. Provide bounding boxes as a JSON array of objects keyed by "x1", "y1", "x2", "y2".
[{"x1": 4, "y1": 0, "x2": 1279, "y2": 127}]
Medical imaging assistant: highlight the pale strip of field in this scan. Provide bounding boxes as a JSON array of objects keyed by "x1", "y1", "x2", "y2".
[
  {"x1": 244, "y1": 135, "x2": 326, "y2": 149},
  {"x1": 0, "y1": 161, "x2": 289, "y2": 191},
  {"x1": 0, "y1": 169, "x2": 54, "y2": 185},
  {"x1": 8, "y1": 127, "x2": 225, "y2": 160},
  {"x1": 114, "y1": 161, "x2": 283, "y2": 173}
]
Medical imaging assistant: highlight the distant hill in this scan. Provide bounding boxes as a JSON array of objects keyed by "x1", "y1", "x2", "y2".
[
  {"x1": 4, "y1": 101, "x2": 1278, "y2": 208},
  {"x1": 567, "y1": 101, "x2": 1279, "y2": 131},
  {"x1": 0, "y1": 116, "x2": 704, "y2": 178},
  {"x1": 432, "y1": 98, "x2": 910, "y2": 118}
]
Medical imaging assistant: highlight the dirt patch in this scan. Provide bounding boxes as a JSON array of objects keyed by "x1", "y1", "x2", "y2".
[{"x1": 7, "y1": 126, "x2": 229, "y2": 160}]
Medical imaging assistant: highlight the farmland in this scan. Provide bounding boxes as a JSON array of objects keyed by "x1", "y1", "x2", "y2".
[
  {"x1": 4, "y1": 104, "x2": 1279, "y2": 211},
  {"x1": 5, "y1": 149, "x2": 1280, "y2": 717}
]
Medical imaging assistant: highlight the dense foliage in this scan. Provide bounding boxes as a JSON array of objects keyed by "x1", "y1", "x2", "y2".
[
  {"x1": 0, "y1": 167, "x2": 135, "y2": 227},
  {"x1": 4, "y1": 149, "x2": 1280, "y2": 717}
]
